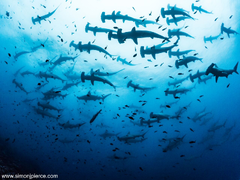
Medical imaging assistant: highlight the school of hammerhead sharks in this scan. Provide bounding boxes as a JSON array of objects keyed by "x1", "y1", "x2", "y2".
[{"x1": 10, "y1": 1, "x2": 240, "y2": 158}]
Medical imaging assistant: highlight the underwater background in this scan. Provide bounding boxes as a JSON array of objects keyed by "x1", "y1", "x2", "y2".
[{"x1": 0, "y1": 0, "x2": 240, "y2": 179}]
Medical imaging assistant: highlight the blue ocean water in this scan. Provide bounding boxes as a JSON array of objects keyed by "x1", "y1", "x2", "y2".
[{"x1": 0, "y1": 0, "x2": 240, "y2": 179}]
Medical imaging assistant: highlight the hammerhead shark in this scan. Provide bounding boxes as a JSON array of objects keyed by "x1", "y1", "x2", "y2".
[
  {"x1": 168, "y1": 49, "x2": 195, "y2": 58},
  {"x1": 167, "y1": 4, "x2": 189, "y2": 14},
  {"x1": 76, "y1": 91, "x2": 111, "y2": 102},
  {"x1": 32, "y1": 5, "x2": 60, "y2": 25},
  {"x1": 168, "y1": 29, "x2": 194, "y2": 39},
  {"x1": 33, "y1": 107, "x2": 59, "y2": 119},
  {"x1": 108, "y1": 27, "x2": 169, "y2": 44},
  {"x1": 116, "y1": 56, "x2": 138, "y2": 66},
  {"x1": 191, "y1": 3, "x2": 212, "y2": 14},
  {"x1": 166, "y1": 16, "x2": 193, "y2": 26},
  {"x1": 198, "y1": 75, "x2": 213, "y2": 84},
  {"x1": 191, "y1": 108, "x2": 212, "y2": 122},
  {"x1": 208, "y1": 120, "x2": 227, "y2": 132},
  {"x1": 204, "y1": 34, "x2": 221, "y2": 43},
  {"x1": 205, "y1": 62, "x2": 239, "y2": 82},
  {"x1": 164, "y1": 86, "x2": 194, "y2": 97},
  {"x1": 70, "y1": 41, "x2": 113, "y2": 57},
  {"x1": 99, "y1": 130, "x2": 120, "y2": 139},
  {"x1": 49, "y1": 55, "x2": 79, "y2": 71},
  {"x1": 163, "y1": 134, "x2": 186, "y2": 152},
  {"x1": 189, "y1": 70, "x2": 205, "y2": 82},
  {"x1": 61, "y1": 81, "x2": 81, "y2": 91},
  {"x1": 221, "y1": 23, "x2": 239, "y2": 38},
  {"x1": 101, "y1": 11, "x2": 138, "y2": 23},
  {"x1": 90, "y1": 68, "x2": 125, "y2": 76},
  {"x1": 12, "y1": 79, "x2": 29, "y2": 94},
  {"x1": 161, "y1": 7, "x2": 194, "y2": 19},
  {"x1": 85, "y1": 22, "x2": 117, "y2": 36},
  {"x1": 37, "y1": 101, "x2": 63, "y2": 113},
  {"x1": 168, "y1": 76, "x2": 189, "y2": 87},
  {"x1": 58, "y1": 121, "x2": 86, "y2": 129},
  {"x1": 150, "y1": 112, "x2": 170, "y2": 121},
  {"x1": 117, "y1": 131, "x2": 148, "y2": 142},
  {"x1": 134, "y1": 19, "x2": 160, "y2": 27},
  {"x1": 37, "y1": 71, "x2": 66, "y2": 83},
  {"x1": 127, "y1": 80, "x2": 155, "y2": 92},
  {"x1": 81, "y1": 72, "x2": 116, "y2": 89},
  {"x1": 175, "y1": 56, "x2": 203, "y2": 68},
  {"x1": 140, "y1": 43, "x2": 177, "y2": 59}
]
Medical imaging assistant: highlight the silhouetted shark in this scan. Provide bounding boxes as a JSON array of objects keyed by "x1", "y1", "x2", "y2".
[
  {"x1": 221, "y1": 23, "x2": 239, "y2": 38},
  {"x1": 204, "y1": 34, "x2": 221, "y2": 43},
  {"x1": 161, "y1": 7, "x2": 193, "y2": 19},
  {"x1": 127, "y1": 80, "x2": 155, "y2": 92},
  {"x1": 85, "y1": 22, "x2": 117, "y2": 36},
  {"x1": 191, "y1": 3, "x2": 212, "y2": 14},
  {"x1": 175, "y1": 56, "x2": 202, "y2": 68},
  {"x1": 70, "y1": 41, "x2": 113, "y2": 57},
  {"x1": 205, "y1": 62, "x2": 239, "y2": 82},
  {"x1": 32, "y1": 5, "x2": 60, "y2": 25}
]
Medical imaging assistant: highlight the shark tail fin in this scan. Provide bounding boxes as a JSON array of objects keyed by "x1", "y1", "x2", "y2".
[
  {"x1": 103, "y1": 94, "x2": 111, "y2": 101},
  {"x1": 101, "y1": 12, "x2": 106, "y2": 23},
  {"x1": 161, "y1": 8, "x2": 166, "y2": 18},
  {"x1": 233, "y1": 62, "x2": 239, "y2": 74},
  {"x1": 32, "y1": 17, "x2": 36, "y2": 25},
  {"x1": 140, "y1": 46, "x2": 145, "y2": 58}
]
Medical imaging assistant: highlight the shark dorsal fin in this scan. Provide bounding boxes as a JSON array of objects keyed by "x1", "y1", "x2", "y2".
[
  {"x1": 177, "y1": 49, "x2": 180, "y2": 52},
  {"x1": 116, "y1": 11, "x2": 121, "y2": 15},
  {"x1": 131, "y1": 27, "x2": 136, "y2": 32}
]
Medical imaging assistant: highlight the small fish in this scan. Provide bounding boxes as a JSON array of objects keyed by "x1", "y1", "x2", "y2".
[
  {"x1": 124, "y1": 76, "x2": 128, "y2": 79},
  {"x1": 193, "y1": 53, "x2": 198, "y2": 56},
  {"x1": 104, "y1": 46, "x2": 108, "y2": 50},
  {"x1": 178, "y1": 73, "x2": 183, "y2": 75},
  {"x1": 214, "y1": 18, "x2": 218, "y2": 21},
  {"x1": 175, "y1": 130, "x2": 180, "y2": 132},
  {"x1": 87, "y1": 140, "x2": 90, "y2": 144},
  {"x1": 197, "y1": 99, "x2": 201, "y2": 102},
  {"x1": 194, "y1": 11, "x2": 197, "y2": 14},
  {"x1": 189, "y1": 141, "x2": 196, "y2": 144},
  {"x1": 132, "y1": 7, "x2": 136, "y2": 11},
  {"x1": 227, "y1": 83, "x2": 230, "y2": 88},
  {"x1": 187, "y1": 117, "x2": 190, "y2": 119},
  {"x1": 160, "y1": 63, "x2": 164, "y2": 66},
  {"x1": 140, "y1": 16, "x2": 144, "y2": 18},
  {"x1": 113, "y1": 26, "x2": 118, "y2": 29},
  {"x1": 139, "y1": 167, "x2": 143, "y2": 171},
  {"x1": 190, "y1": 128, "x2": 194, "y2": 132},
  {"x1": 129, "y1": 117, "x2": 134, "y2": 120},
  {"x1": 229, "y1": 15, "x2": 233, "y2": 19},
  {"x1": 144, "y1": 66, "x2": 149, "y2": 68},
  {"x1": 188, "y1": 69, "x2": 193, "y2": 72},
  {"x1": 166, "y1": 105, "x2": 171, "y2": 108},
  {"x1": 90, "y1": 109, "x2": 102, "y2": 124},
  {"x1": 8, "y1": 53, "x2": 11, "y2": 57},
  {"x1": 92, "y1": 39, "x2": 95, "y2": 43},
  {"x1": 4, "y1": 61, "x2": 8, "y2": 64},
  {"x1": 220, "y1": 38, "x2": 224, "y2": 40},
  {"x1": 169, "y1": 76, "x2": 174, "y2": 79},
  {"x1": 156, "y1": 16, "x2": 160, "y2": 22},
  {"x1": 147, "y1": 59, "x2": 152, "y2": 62},
  {"x1": 185, "y1": 26, "x2": 188, "y2": 29},
  {"x1": 133, "y1": 53, "x2": 137, "y2": 57},
  {"x1": 200, "y1": 95, "x2": 204, "y2": 98},
  {"x1": 162, "y1": 28, "x2": 167, "y2": 31},
  {"x1": 163, "y1": 131, "x2": 167, "y2": 134},
  {"x1": 6, "y1": 11, "x2": 9, "y2": 17},
  {"x1": 154, "y1": 65, "x2": 158, "y2": 67},
  {"x1": 180, "y1": 155, "x2": 185, "y2": 157},
  {"x1": 205, "y1": 46, "x2": 208, "y2": 49},
  {"x1": 142, "y1": 19, "x2": 145, "y2": 22},
  {"x1": 158, "y1": 25, "x2": 162, "y2": 29},
  {"x1": 149, "y1": 11, "x2": 152, "y2": 16},
  {"x1": 174, "y1": 96, "x2": 180, "y2": 99},
  {"x1": 168, "y1": 65, "x2": 172, "y2": 68}
]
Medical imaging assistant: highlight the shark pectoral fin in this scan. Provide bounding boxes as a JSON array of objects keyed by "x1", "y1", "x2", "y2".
[
  {"x1": 227, "y1": 33, "x2": 230, "y2": 38},
  {"x1": 215, "y1": 76, "x2": 219, "y2": 83},
  {"x1": 91, "y1": 79, "x2": 94, "y2": 85},
  {"x1": 133, "y1": 38, "x2": 138, "y2": 45},
  {"x1": 184, "y1": 64, "x2": 188, "y2": 68}
]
